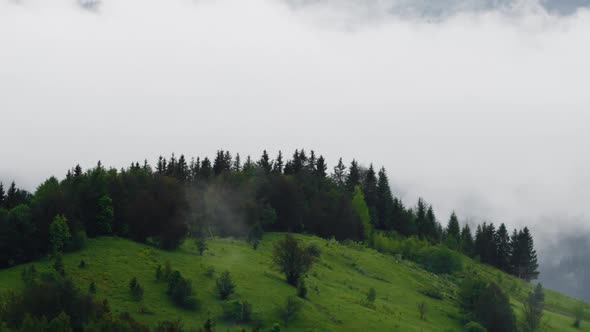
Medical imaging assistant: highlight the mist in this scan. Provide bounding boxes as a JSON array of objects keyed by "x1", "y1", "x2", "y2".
[{"x1": 1, "y1": 0, "x2": 590, "y2": 300}]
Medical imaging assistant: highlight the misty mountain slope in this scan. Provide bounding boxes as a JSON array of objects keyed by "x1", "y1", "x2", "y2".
[{"x1": 0, "y1": 234, "x2": 587, "y2": 331}]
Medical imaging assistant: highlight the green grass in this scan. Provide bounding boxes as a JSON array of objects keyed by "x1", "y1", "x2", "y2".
[{"x1": 0, "y1": 233, "x2": 588, "y2": 331}]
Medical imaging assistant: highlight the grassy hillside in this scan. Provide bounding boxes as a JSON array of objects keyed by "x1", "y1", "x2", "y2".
[{"x1": 0, "y1": 233, "x2": 588, "y2": 331}]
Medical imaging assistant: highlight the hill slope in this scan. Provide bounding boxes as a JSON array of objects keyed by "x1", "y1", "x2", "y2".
[{"x1": 0, "y1": 234, "x2": 588, "y2": 331}]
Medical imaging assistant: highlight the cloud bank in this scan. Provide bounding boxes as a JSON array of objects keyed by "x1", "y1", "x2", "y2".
[{"x1": 1, "y1": 0, "x2": 589, "y2": 300}]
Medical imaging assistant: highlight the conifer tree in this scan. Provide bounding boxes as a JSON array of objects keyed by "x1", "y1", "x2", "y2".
[
  {"x1": 258, "y1": 150, "x2": 273, "y2": 175},
  {"x1": 243, "y1": 155, "x2": 254, "y2": 172},
  {"x1": 362, "y1": 165, "x2": 378, "y2": 205},
  {"x1": 331, "y1": 158, "x2": 347, "y2": 188},
  {"x1": 307, "y1": 150, "x2": 317, "y2": 172},
  {"x1": 5, "y1": 181, "x2": 17, "y2": 209},
  {"x1": 426, "y1": 205, "x2": 438, "y2": 241},
  {"x1": 232, "y1": 154, "x2": 242, "y2": 173},
  {"x1": 415, "y1": 198, "x2": 428, "y2": 239},
  {"x1": 0, "y1": 182, "x2": 4, "y2": 208},
  {"x1": 445, "y1": 211, "x2": 461, "y2": 249},
  {"x1": 200, "y1": 157, "x2": 212, "y2": 180},
  {"x1": 177, "y1": 154, "x2": 188, "y2": 182},
  {"x1": 521, "y1": 227, "x2": 539, "y2": 281},
  {"x1": 273, "y1": 151, "x2": 284, "y2": 174},
  {"x1": 460, "y1": 224, "x2": 474, "y2": 256},
  {"x1": 314, "y1": 156, "x2": 327, "y2": 178},
  {"x1": 495, "y1": 223, "x2": 511, "y2": 272},
  {"x1": 345, "y1": 160, "x2": 360, "y2": 193},
  {"x1": 376, "y1": 167, "x2": 394, "y2": 230},
  {"x1": 522, "y1": 283, "x2": 545, "y2": 332}
]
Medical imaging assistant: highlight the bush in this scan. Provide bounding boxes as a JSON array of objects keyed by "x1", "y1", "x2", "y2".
[
  {"x1": 367, "y1": 288, "x2": 376, "y2": 303},
  {"x1": 418, "y1": 301, "x2": 427, "y2": 320},
  {"x1": 21, "y1": 265, "x2": 38, "y2": 286},
  {"x1": 418, "y1": 246, "x2": 463, "y2": 275},
  {"x1": 276, "y1": 296, "x2": 302, "y2": 327},
  {"x1": 167, "y1": 271, "x2": 197, "y2": 310},
  {"x1": 215, "y1": 271, "x2": 236, "y2": 300},
  {"x1": 155, "y1": 319, "x2": 184, "y2": 332},
  {"x1": 129, "y1": 277, "x2": 144, "y2": 301},
  {"x1": 65, "y1": 230, "x2": 87, "y2": 252},
  {"x1": 53, "y1": 254, "x2": 65, "y2": 276},
  {"x1": 305, "y1": 243, "x2": 322, "y2": 259},
  {"x1": 89, "y1": 281, "x2": 97, "y2": 294},
  {"x1": 221, "y1": 300, "x2": 253, "y2": 323},
  {"x1": 420, "y1": 288, "x2": 443, "y2": 300},
  {"x1": 78, "y1": 260, "x2": 86, "y2": 269},
  {"x1": 465, "y1": 321, "x2": 487, "y2": 332},
  {"x1": 155, "y1": 265, "x2": 163, "y2": 281},
  {"x1": 297, "y1": 278, "x2": 307, "y2": 299}
]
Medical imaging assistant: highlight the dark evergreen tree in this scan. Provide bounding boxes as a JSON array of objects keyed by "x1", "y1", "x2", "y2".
[
  {"x1": 258, "y1": 150, "x2": 273, "y2": 175},
  {"x1": 313, "y1": 156, "x2": 327, "y2": 178},
  {"x1": 522, "y1": 283, "x2": 544, "y2": 332},
  {"x1": 512, "y1": 227, "x2": 539, "y2": 281},
  {"x1": 199, "y1": 157, "x2": 212, "y2": 180},
  {"x1": 273, "y1": 151, "x2": 284, "y2": 174},
  {"x1": 415, "y1": 198, "x2": 428, "y2": 239},
  {"x1": 232, "y1": 154, "x2": 242, "y2": 173},
  {"x1": 376, "y1": 167, "x2": 394, "y2": 231},
  {"x1": 426, "y1": 205, "x2": 438, "y2": 242},
  {"x1": 445, "y1": 211, "x2": 461, "y2": 249},
  {"x1": 0, "y1": 182, "x2": 4, "y2": 208},
  {"x1": 176, "y1": 154, "x2": 188, "y2": 182},
  {"x1": 345, "y1": 160, "x2": 360, "y2": 193},
  {"x1": 460, "y1": 224, "x2": 474, "y2": 256},
  {"x1": 307, "y1": 150, "x2": 317, "y2": 173},
  {"x1": 331, "y1": 158, "x2": 347, "y2": 188},
  {"x1": 495, "y1": 223, "x2": 511, "y2": 272}
]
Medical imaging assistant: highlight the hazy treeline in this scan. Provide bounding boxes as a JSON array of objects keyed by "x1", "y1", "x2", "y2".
[{"x1": 0, "y1": 149, "x2": 538, "y2": 280}]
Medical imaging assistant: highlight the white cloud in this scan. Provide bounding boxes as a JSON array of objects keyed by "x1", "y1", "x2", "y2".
[{"x1": 1, "y1": 0, "x2": 589, "y2": 281}]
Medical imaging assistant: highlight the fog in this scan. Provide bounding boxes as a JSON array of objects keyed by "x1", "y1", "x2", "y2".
[{"x1": 1, "y1": 0, "x2": 589, "y2": 300}]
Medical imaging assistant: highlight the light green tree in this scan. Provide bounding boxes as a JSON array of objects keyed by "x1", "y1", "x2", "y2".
[
  {"x1": 49, "y1": 214, "x2": 71, "y2": 254},
  {"x1": 352, "y1": 186, "x2": 372, "y2": 243}
]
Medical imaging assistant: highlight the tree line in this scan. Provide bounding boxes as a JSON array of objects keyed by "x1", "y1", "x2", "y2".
[{"x1": 0, "y1": 149, "x2": 538, "y2": 280}]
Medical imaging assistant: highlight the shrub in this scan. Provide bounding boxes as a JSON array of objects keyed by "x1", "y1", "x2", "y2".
[
  {"x1": 420, "y1": 288, "x2": 443, "y2": 300},
  {"x1": 167, "y1": 271, "x2": 197, "y2": 310},
  {"x1": 270, "y1": 323, "x2": 281, "y2": 332},
  {"x1": 248, "y1": 223, "x2": 264, "y2": 250},
  {"x1": 215, "y1": 271, "x2": 236, "y2": 300},
  {"x1": 155, "y1": 319, "x2": 184, "y2": 332},
  {"x1": 367, "y1": 288, "x2": 376, "y2": 303},
  {"x1": 21, "y1": 265, "x2": 38, "y2": 286},
  {"x1": 65, "y1": 230, "x2": 87, "y2": 252},
  {"x1": 204, "y1": 265, "x2": 216, "y2": 278},
  {"x1": 573, "y1": 304, "x2": 585, "y2": 328},
  {"x1": 78, "y1": 260, "x2": 86, "y2": 269},
  {"x1": 297, "y1": 278, "x2": 307, "y2": 299},
  {"x1": 418, "y1": 246, "x2": 463, "y2": 275},
  {"x1": 276, "y1": 296, "x2": 302, "y2": 327},
  {"x1": 221, "y1": 300, "x2": 253, "y2": 323},
  {"x1": 53, "y1": 254, "x2": 65, "y2": 276},
  {"x1": 89, "y1": 281, "x2": 97, "y2": 294},
  {"x1": 155, "y1": 265, "x2": 163, "y2": 281},
  {"x1": 305, "y1": 243, "x2": 322, "y2": 259},
  {"x1": 129, "y1": 277, "x2": 144, "y2": 301},
  {"x1": 465, "y1": 321, "x2": 488, "y2": 332},
  {"x1": 272, "y1": 234, "x2": 315, "y2": 285},
  {"x1": 418, "y1": 301, "x2": 427, "y2": 320}
]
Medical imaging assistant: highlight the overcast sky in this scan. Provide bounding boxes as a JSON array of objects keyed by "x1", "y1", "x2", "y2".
[{"x1": 1, "y1": 0, "x2": 589, "y2": 300}]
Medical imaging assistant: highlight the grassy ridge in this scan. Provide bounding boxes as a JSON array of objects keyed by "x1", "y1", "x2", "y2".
[{"x1": 0, "y1": 233, "x2": 588, "y2": 331}]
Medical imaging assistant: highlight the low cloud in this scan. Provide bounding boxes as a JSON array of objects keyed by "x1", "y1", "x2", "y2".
[{"x1": 1, "y1": 0, "x2": 589, "y2": 298}]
